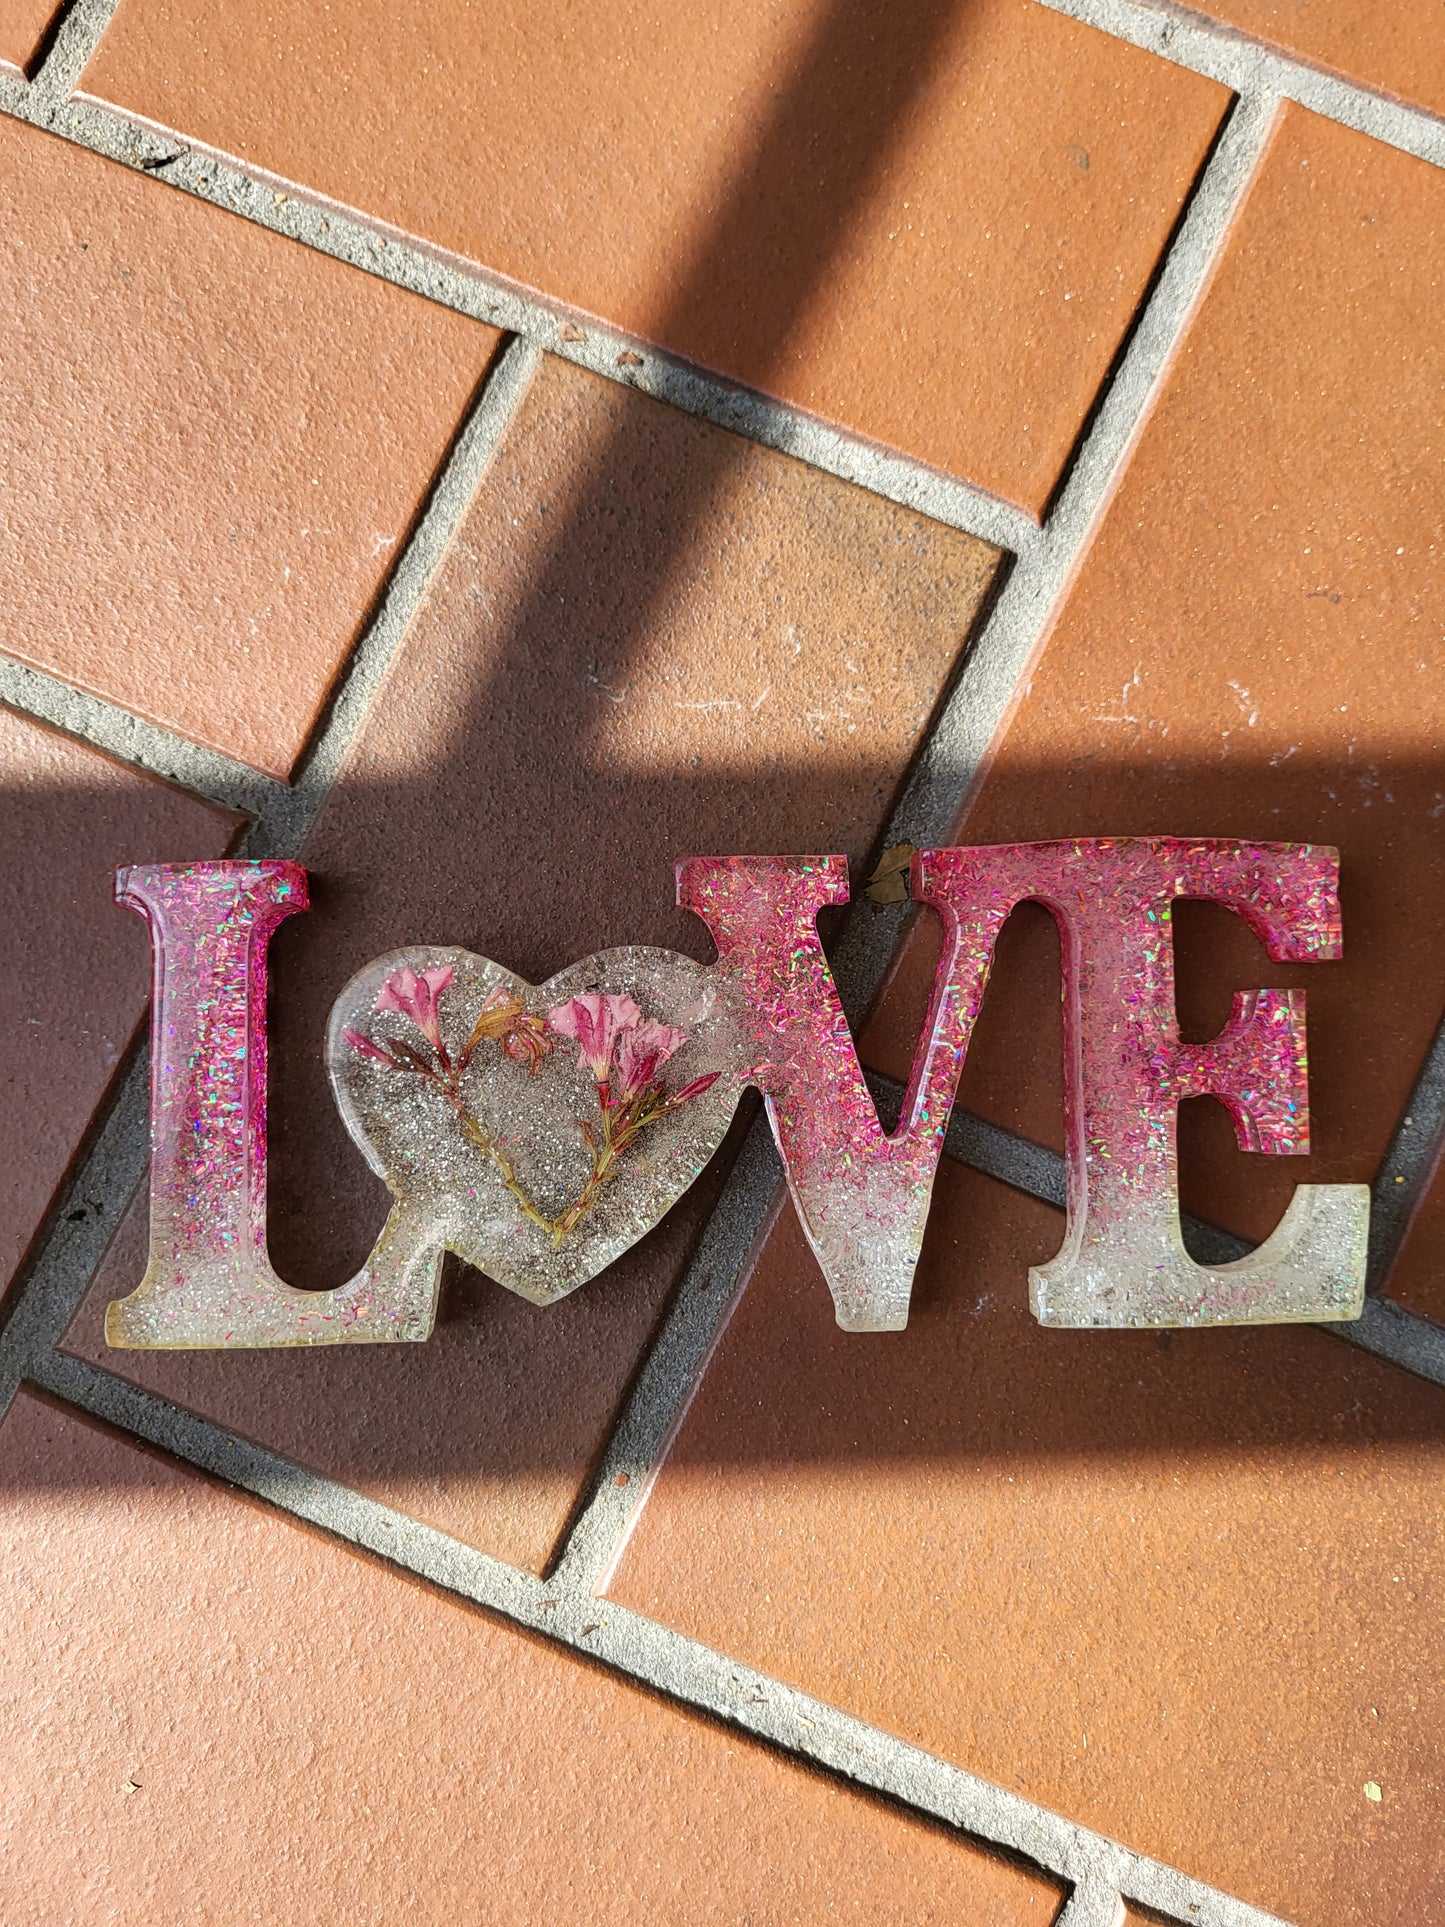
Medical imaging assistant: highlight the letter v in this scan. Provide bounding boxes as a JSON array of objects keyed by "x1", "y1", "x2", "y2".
[{"x1": 678, "y1": 852, "x2": 1007, "y2": 1331}]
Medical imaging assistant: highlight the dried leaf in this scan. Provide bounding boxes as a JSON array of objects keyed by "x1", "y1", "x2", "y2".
[
  {"x1": 864, "y1": 840, "x2": 918, "y2": 905},
  {"x1": 387, "y1": 1038, "x2": 435, "y2": 1075}
]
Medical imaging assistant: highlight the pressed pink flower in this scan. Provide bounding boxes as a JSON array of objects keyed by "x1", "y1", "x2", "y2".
[
  {"x1": 612, "y1": 1017, "x2": 688, "y2": 1103},
  {"x1": 547, "y1": 991, "x2": 642, "y2": 1081},
  {"x1": 342, "y1": 1027, "x2": 397, "y2": 1067},
  {"x1": 374, "y1": 964, "x2": 453, "y2": 1049}
]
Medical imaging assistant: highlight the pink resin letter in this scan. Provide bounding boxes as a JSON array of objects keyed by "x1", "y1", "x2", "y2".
[
  {"x1": 106, "y1": 862, "x2": 444, "y2": 1348},
  {"x1": 679, "y1": 854, "x2": 992, "y2": 1330},
  {"x1": 921, "y1": 838, "x2": 1369, "y2": 1328},
  {"x1": 681, "y1": 841, "x2": 1367, "y2": 1332}
]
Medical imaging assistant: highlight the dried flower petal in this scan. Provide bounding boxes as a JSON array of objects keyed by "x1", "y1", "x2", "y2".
[
  {"x1": 463, "y1": 984, "x2": 553, "y2": 1073},
  {"x1": 668, "y1": 1071, "x2": 722, "y2": 1106},
  {"x1": 342, "y1": 1027, "x2": 397, "y2": 1067},
  {"x1": 612, "y1": 1017, "x2": 689, "y2": 1102},
  {"x1": 500, "y1": 1022, "x2": 552, "y2": 1075},
  {"x1": 374, "y1": 964, "x2": 453, "y2": 1049},
  {"x1": 864, "y1": 841, "x2": 918, "y2": 905},
  {"x1": 547, "y1": 991, "x2": 642, "y2": 1081}
]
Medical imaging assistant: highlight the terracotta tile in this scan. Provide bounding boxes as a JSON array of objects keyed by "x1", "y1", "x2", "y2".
[
  {"x1": 609, "y1": 1162, "x2": 1445, "y2": 1926},
  {"x1": 0, "y1": 115, "x2": 497, "y2": 777},
  {"x1": 0, "y1": 1387, "x2": 1063, "y2": 1925},
  {"x1": 1160, "y1": 0, "x2": 1445, "y2": 122},
  {"x1": 865, "y1": 106, "x2": 1445, "y2": 1253},
  {"x1": 0, "y1": 708, "x2": 233, "y2": 1302},
  {"x1": 0, "y1": 0, "x2": 60, "y2": 71},
  {"x1": 79, "y1": 0, "x2": 1227, "y2": 515},
  {"x1": 64, "y1": 354, "x2": 1002, "y2": 1571}
]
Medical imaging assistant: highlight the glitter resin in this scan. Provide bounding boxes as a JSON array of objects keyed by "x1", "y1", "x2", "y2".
[
  {"x1": 103, "y1": 860, "x2": 449, "y2": 1348},
  {"x1": 919, "y1": 838, "x2": 1368, "y2": 1328},
  {"x1": 682, "y1": 840, "x2": 1366, "y2": 1332},
  {"x1": 107, "y1": 841, "x2": 1367, "y2": 1349},
  {"x1": 328, "y1": 946, "x2": 747, "y2": 1306},
  {"x1": 105, "y1": 863, "x2": 748, "y2": 1346},
  {"x1": 680, "y1": 853, "x2": 979, "y2": 1331}
]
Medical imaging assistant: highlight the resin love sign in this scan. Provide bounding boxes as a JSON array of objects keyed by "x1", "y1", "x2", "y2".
[{"x1": 104, "y1": 840, "x2": 1369, "y2": 1350}]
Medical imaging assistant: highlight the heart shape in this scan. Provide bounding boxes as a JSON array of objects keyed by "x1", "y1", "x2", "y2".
[{"x1": 327, "y1": 945, "x2": 750, "y2": 1305}]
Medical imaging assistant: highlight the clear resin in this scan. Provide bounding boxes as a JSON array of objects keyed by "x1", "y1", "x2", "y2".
[{"x1": 328, "y1": 946, "x2": 749, "y2": 1307}]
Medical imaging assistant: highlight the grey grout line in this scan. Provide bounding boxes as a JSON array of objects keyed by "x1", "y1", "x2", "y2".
[
  {"x1": 1038, "y1": 0, "x2": 1445, "y2": 169},
  {"x1": 864, "y1": 90, "x2": 1280, "y2": 860},
  {"x1": 0, "y1": 336, "x2": 540, "y2": 1381},
  {"x1": 0, "y1": 0, "x2": 1437, "y2": 850},
  {"x1": 1322, "y1": 1292, "x2": 1445, "y2": 1386},
  {"x1": 941, "y1": 1074, "x2": 1445, "y2": 1389},
  {"x1": 23, "y1": 0, "x2": 118, "y2": 102},
  {"x1": 0, "y1": 1055, "x2": 150, "y2": 1400},
  {"x1": 0, "y1": 342, "x2": 540, "y2": 1420},
  {"x1": 549, "y1": 1112, "x2": 784, "y2": 1593},
  {"x1": 1056, "y1": 1880, "x2": 1128, "y2": 1927},
  {"x1": 241, "y1": 335, "x2": 540, "y2": 859},
  {"x1": 1362, "y1": 1011, "x2": 1445, "y2": 1291},
  {"x1": 821, "y1": 90, "x2": 1279, "y2": 1015},
  {"x1": 558, "y1": 1032, "x2": 1445, "y2": 1591},
  {"x1": 0, "y1": 654, "x2": 285, "y2": 820},
  {"x1": 877, "y1": 1067, "x2": 1445, "y2": 1393},
  {"x1": 941, "y1": 1098, "x2": 1068, "y2": 1210},
  {"x1": 0, "y1": 347, "x2": 537, "y2": 1314},
  {"x1": 551, "y1": 954, "x2": 944, "y2": 1588},
  {"x1": 0, "y1": 80, "x2": 1035, "y2": 561},
  {"x1": 936, "y1": 1088, "x2": 1445, "y2": 1389},
  {"x1": 0, "y1": 335, "x2": 538, "y2": 829},
  {"x1": 14, "y1": 1348, "x2": 1285, "y2": 1927},
  {"x1": 558, "y1": 1051, "x2": 1382, "y2": 1597}
]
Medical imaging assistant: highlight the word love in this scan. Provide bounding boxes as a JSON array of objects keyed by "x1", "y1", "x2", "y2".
[{"x1": 105, "y1": 841, "x2": 1368, "y2": 1352}]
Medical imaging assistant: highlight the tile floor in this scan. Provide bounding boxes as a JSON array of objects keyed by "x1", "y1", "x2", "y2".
[{"x1": 1, "y1": 3, "x2": 1442, "y2": 1922}]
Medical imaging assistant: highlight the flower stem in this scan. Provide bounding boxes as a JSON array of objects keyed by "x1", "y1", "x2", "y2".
[
  {"x1": 439, "y1": 1082, "x2": 561, "y2": 1240},
  {"x1": 549, "y1": 1139, "x2": 621, "y2": 1246},
  {"x1": 547, "y1": 1099, "x2": 663, "y2": 1246},
  {"x1": 428, "y1": 1060, "x2": 676, "y2": 1248}
]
